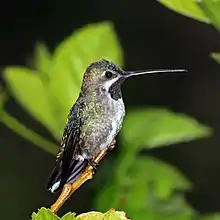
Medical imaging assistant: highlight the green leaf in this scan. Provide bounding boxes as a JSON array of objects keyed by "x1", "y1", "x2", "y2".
[
  {"x1": 47, "y1": 66, "x2": 78, "y2": 132},
  {"x1": 210, "y1": 52, "x2": 220, "y2": 64},
  {"x1": 94, "y1": 183, "x2": 121, "y2": 211},
  {"x1": 158, "y1": 0, "x2": 210, "y2": 23},
  {"x1": 0, "y1": 89, "x2": 7, "y2": 114},
  {"x1": 49, "y1": 21, "x2": 123, "y2": 129},
  {"x1": 61, "y1": 212, "x2": 77, "y2": 220},
  {"x1": 32, "y1": 208, "x2": 59, "y2": 220},
  {"x1": 117, "y1": 156, "x2": 190, "y2": 205},
  {"x1": 95, "y1": 156, "x2": 192, "y2": 219},
  {"x1": 77, "y1": 209, "x2": 129, "y2": 220},
  {"x1": 201, "y1": 213, "x2": 220, "y2": 220},
  {"x1": 145, "y1": 194, "x2": 194, "y2": 220},
  {"x1": 34, "y1": 43, "x2": 52, "y2": 81},
  {"x1": 96, "y1": 108, "x2": 207, "y2": 219},
  {"x1": 77, "y1": 212, "x2": 104, "y2": 220},
  {"x1": 103, "y1": 209, "x2": 129, "y2": 220},
  {"x1": 3, "y1": 67, "x2": 59, "y2": 137},
  {"x1": 0, "y1": 111, "x2": 58, "y2": 155},
  {"x1": 53, "y1": 21, "x2": 123, "y2": 86},
  {"x1": 131, "y1": 157, "x2": 191, "y2": 199},
  {"x1": 31, "y1": 208, "x2": 129, "y2": 220},
  {"x1": 197, "y1": 0, "x2": 220, "y2": 29},
  {"x1": 125, "y1": 194, "x2": 193, "y2": 220},
  {"x1": 122, "y1": 108, "x2": 211, "y2": 150}
]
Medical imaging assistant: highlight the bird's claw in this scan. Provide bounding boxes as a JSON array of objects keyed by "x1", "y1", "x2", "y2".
[
  {"x1": 109, "y1": 139, "x2": 116, "y2": 150},
  {"x1": 88, "y1": 159, "x2": 98, "y2": 173}
]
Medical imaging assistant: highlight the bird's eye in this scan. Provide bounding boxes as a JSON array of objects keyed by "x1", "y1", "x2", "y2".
[{"x1": 105, "y1": 71, "x2": 113, "y2": 79}]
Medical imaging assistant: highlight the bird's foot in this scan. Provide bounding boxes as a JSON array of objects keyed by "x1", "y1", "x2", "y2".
[
  {"x1": 88, "y1": 159, "x2": 98, "y2": 173},
  {"x1": 50, "y1": 148, "x2": 108, "y2": 214},
  {"x1": 109, "y1": 139, "x2": 116, "y2": 150}
]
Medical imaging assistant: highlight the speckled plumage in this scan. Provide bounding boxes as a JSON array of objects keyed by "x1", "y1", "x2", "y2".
[
  {"x1": 46, "y1": 59, "x2": 185, "y2": 193},
  {"x1": 46, "y1": 59, "x2": 125, "y2": 193}
]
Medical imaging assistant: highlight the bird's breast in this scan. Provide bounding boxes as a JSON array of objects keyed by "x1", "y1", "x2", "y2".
[
  {"x1": 79, "y1": 96, "x2": 125, "y2": 158},
  {"x1": 99, "y1": 97, "x2": 125, "y2": 149}
]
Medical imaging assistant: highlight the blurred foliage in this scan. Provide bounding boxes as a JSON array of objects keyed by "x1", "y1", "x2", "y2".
[
  {"x1": 198, "y1": 0, "x2": 220, "y2": 29},
  {"x1": 0, "y1": 21, "x2": 122, "y2": 153},
  {"x1": 159, "y1": 0, "x2": 220, "y2": 63},
  {"x1": 121, "y1": 108, "x2": 211, "y2": 149},
  {"x1": 201, "y1": 213, "x2": 220, "y2": 220},
  {"x1": 211, "y1": 53, "x2": 220, "y2": 64},
  {"x1": 159, "y1": 0, "x2": 220, "y2": 28},
  {"x1": 32, "y1": 207, "x2": 130, "y2": 220},
  {"x1": 94, "y1": 109, "x2": 211, "y2": 220},
  {"x1": 0, "y1": 21, "x2": 214, "y2": 219},
  {"x1": 158, "y1": 0, "x2": 211, "y2": 23}
]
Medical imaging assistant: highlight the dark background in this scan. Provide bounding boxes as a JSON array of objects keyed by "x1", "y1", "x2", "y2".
[{"x1": 1, "y1": 0, "x2": 220, "y2": 219}]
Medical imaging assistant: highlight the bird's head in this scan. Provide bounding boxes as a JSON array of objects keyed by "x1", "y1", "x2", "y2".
[{"x1": 81, "y1": 59, "x2": 186, "y2": 98}]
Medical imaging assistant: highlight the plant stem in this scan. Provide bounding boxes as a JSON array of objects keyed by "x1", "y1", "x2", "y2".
[{"x1": 0, "y1": 111, "x2": 58, "y2": 155}]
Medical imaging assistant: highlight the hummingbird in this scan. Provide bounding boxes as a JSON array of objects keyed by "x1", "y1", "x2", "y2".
[{"x1": 46, "y1": 59, "x2": 185, "y2": 193}]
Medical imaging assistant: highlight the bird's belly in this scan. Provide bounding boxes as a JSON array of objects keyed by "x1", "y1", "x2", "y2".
[
  {"x1": 81, "y1": 98, "x2": 125, "y2": 158},
  {"x1": 99, "y1": 108, "x2": 124, "y2": 150}
]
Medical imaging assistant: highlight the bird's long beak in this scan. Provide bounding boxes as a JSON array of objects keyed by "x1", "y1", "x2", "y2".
[{"x1": 122, "y1": 69, "x2": 187, "y2": 78}]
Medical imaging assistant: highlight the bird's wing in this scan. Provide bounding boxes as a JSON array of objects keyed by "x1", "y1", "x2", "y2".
[{"x1": 46, "y1": 101, "x2": 87, "y2": 193}]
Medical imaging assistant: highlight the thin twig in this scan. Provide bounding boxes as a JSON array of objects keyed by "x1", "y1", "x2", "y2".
[{"x1": 50, "y1": 141, "x2": 115, "y2": 214}]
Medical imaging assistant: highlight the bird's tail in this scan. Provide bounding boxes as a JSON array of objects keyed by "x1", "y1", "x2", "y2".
[{"x1": 46, "y1": 159, "x2": 89, "y2": 193}]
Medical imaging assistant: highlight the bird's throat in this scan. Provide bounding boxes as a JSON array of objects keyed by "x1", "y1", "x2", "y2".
[{"x1": 108, "y1": 80, "x2": 123, "y2": 101}]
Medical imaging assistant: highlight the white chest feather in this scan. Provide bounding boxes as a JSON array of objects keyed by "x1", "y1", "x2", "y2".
[{"x1": 100, "y1": 97, "x2": 125, "y2": 150}]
